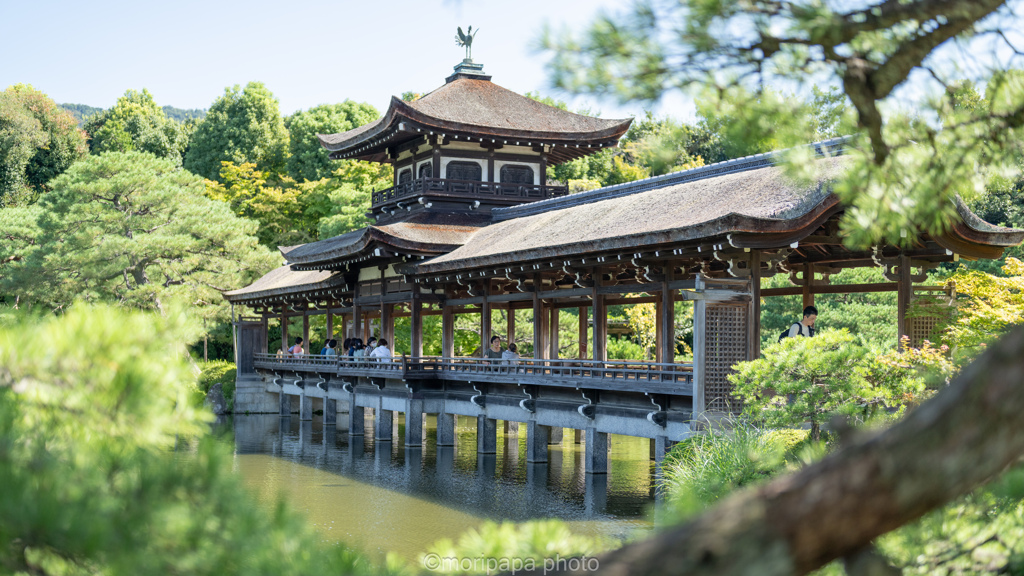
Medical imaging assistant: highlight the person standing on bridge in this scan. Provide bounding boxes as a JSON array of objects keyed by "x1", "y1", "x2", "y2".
[
  {"x1": 487, "y1": 335, "x2": 503, "y2": 363},
  {"x1": 288, "y1": 337, "x2": 304, "y2": 356},
  {"x1": 369, "y1": 339, "x2": 392, "y2": 363}
]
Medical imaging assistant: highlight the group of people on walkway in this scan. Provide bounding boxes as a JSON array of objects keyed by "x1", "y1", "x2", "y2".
[
  {"x1": 485, "y1": 335, "x2": 521, "y2": 365},
  {"x1": 278, "y1": 336, "x2": 393, "y2": 362}
]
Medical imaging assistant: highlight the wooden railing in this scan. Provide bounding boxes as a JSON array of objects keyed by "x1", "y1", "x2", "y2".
[
  {"x1": 253, "y1": 353, "x2": 692, "y2": 393},
  {"x1": 371, "y1": 177, "x2": 569, "y2": 208}
]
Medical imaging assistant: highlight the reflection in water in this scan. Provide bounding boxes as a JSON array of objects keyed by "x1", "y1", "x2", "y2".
[{"x1": 227, "y1": 413, "x2": 656, "y2": 560}]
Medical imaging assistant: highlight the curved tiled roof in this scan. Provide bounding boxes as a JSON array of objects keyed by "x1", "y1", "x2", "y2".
[{"x1": 318, "y1": 78, "x2": 632, "y2": 163}]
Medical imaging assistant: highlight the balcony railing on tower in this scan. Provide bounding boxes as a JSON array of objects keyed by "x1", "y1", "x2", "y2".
[{"x1": 371, "y1": 177, "x2": 569, "y2": 209}]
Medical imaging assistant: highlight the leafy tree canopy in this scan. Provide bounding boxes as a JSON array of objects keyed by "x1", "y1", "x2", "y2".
[
  {"x1": 184, "y1": 82, "x2": 289, "y2": 181},
  {"x1": 0, "y1": 151, "x2": 277, "y2": 328},
  {"x1": 0, "y1": 84, "x2": 87, "y2": 206},
  {"x1": 84, "y1": 88, "x2": 190, "y2": 165},
  {"x1": 284, "y1": 101, "x2": 379, "y2": 182}
]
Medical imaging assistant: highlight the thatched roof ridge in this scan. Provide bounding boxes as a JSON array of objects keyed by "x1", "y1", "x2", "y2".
[
  {"x1": 223, "y1": 266, "x2": 343, "y2": 302},
  {"x1": 410, "y1": 156, "x2": 853, "y2": 275},
  {"x1": 283, "y1": 219, "x2": 484, "y2": 269},
  {"x1": 317, "y1": 78, "x2": 632, "y2": 163}
]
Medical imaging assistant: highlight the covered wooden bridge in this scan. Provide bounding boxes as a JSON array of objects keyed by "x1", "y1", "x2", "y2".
[{"x1": 225, "y1": 60, "x2": 1023, "y2": 473}]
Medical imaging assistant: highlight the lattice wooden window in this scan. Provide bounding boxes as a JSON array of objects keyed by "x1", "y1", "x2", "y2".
[
  {"x1": 446, "y1": 161, "x2": 482, "y2": 181},
  {"x1": 500, "y1": 164, "x2": 534, "y2": 185},
  {"x1": 398, "y1": 169, "x2": 412, "y2": 185},
  {"x1": 703, "y1": 303, "x2": 748, "y2": 412},
  {"x1": 418, "y1": 163, "x2": 433, "y2": 178},
  {"x1": 907, "y1": 287, "x2": 955, "y2": 348}
]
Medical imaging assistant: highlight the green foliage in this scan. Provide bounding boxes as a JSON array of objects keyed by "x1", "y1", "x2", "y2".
[
  {"x1": 0, "y1": 305, "x2": 391, "y2": 575},
  {"x1": 730, "y1": 329, "x2": 928, "y2": 441},
  {"x1": 162, "y1": 105, "x2": 206, "y2": 122},
  {"x1": 660, "y1": 426, "x2": 811, "y2": 522},
  {"x1": 311, "y1": 160, "x2": 393, "y2": 238},
  {"x1": 59, "y1": 103, "x2": 104, "y2": 126},
  {"x1": 0, "y1": 85, "x2": 88, "y2": 206},
  {"x1": 197, "y1": 360, "x2": 237, "y2": 411},
  {"x1": 606, "y1": 337, "x2": 646, "y2": 361},
  {"x1": 422, "y1": 520, "x2": 613, "y2": 574},
  {"x1": 184, "y1": 82, "x2": 289, "y2": 181},
  {"x1": 204, "y1": 161, "x2": 307, "y2": 248},
  {"x1": 942, "y1": 258, "x2": 1024, "y2": 357},
  {"x1": 760, "y1": 267, "x2": 898, "y2": 350},
  {"x1": 0, "y1": 151, "x2": 277, "y2": 332},
  {"x1": 84, "y1": 88, "x2": 190, "y2": 165},
  {"x1": 285, "y1": 102, "x2": 379, "y2": 182}
]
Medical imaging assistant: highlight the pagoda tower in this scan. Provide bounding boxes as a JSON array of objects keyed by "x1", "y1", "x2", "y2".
[{"x1": 317, "y1": 58, "x2": 633, "y2": 224}]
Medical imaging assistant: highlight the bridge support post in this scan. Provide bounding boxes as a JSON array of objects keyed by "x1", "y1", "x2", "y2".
[
  {"x1": 437, "y1": 412, "x2": 455, "y2": 446},
  {"x1": 279, "y1": 391, "x2": 291, "y2": 416},
  {"x1": 585, "y1": 427, "x2": 608, "y2": 474},
  {"x1": 348, "y1": 398, "x2": 364, "y2": 437},
  {"x1": 405, "y1": 398, "x2": 423, "y2": 448},
  {"x1": 476, "y1": 415, "x2": 497, "y2": 454},
  {"x1": 526, "y1": 421, "x2": 549, "y2": 463},
  {"x1": 375, "y1": 404, "x2": 393, "y2": 442},
  {"x1": 574, "y1": 429, "x2": 582, "y2": 444},
  {"x1": 548, "y1": 426, "x2": 563, "y2": 445},
  {"x1": 325, "y1": 398, "x2": 337, "y2": 427},
  {"x1": 299, "y1": 393, "x2": 313, "y2": 421},
  {"x1": 650, "y1": 435, "x2": 668, "y2": 463}
]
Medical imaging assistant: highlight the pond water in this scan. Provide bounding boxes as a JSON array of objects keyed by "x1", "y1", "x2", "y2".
[{"x1": 223, "y1": 413, "x2": 659, "y2": 561}]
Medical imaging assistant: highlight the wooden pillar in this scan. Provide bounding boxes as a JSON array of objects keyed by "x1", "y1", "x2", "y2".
[
  {"x1": 431, "y1": 142, "x2": 441, "y2": 179},
  {"x1": 410, "y1": 289, "x2": 423, "y2": 358},
  {"x1": 802, "y1": 262, "x2": 814, "y2": 308},
  {"x1": 325, "y1": 309, "x2": 333, "y2": 342},
  {"x1": 351, "y1": 283, "x2": 361, "y2": 341},
  {"x1": 442, "y1": 305, "x2": 455, "y2": 358},
  {"x1": 302, "y1": 311, "x2": 310, "y2": 354},
  {"x1": 382, "y1": 305, "x2": 393, "y2": 349},
  {"x1": 548, "y1": 306, "x2": 559, "y2": 359},
  {"x1": 660, "y1": 270, "x2": 675, "y2": 364},
  {"x1": 261, "y1": 315, "x2": 269, "y2": 353},
  {"x1": 592, "y1": 268, "x2": 607, "y2": 361},
  {"x1": 540, "y1": 299, "x2": 550, "y2": 360},
  {"x1": 655, "y1": 299, "x2": 664, "y2": 363},
  {"x1": 750, "y1": 251, "x2": 762, "y2": 360},
  {"x1": 897, "y1": 253, "x2": 912, "y2": 343},
  {"x1": 481, "y1": 281, "x2": 491, "y2": 356},
  {"x1": 507, "y1": 308, "x2": 516, "y2": 347},
  {"x1": 693, "y1": 274, "x2": 707, "y2": 415},
  {"x1": 280, "y1": 309, "x2": 288, "y2": 353},
  {"x1": 532, "y1": 274, "x2": 542, "y2": 358},
  {"x1": 578, "y1": 307, "x2": 587, "y2": 359}
]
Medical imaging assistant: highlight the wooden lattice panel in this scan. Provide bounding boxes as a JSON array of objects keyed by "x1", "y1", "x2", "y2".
[
  {"x1": 703, "y1": 303, "x2": 748, "y2": 412},
  {"x1": 908, "y1": 314, "x2": 942, "y2": 348}
]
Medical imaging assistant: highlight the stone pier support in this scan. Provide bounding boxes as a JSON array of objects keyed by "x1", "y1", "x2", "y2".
[
  {"x1": 527, "y1": 421, "x2": 549, "y2": 463},
  {"x1": 548, "y1": 427, "x2": 563, "y2": 445},
  {"x1": 405, "y1": 399, "x2": 423, "y2": 448},
  {"x1": 325, "y1": 398, "x2": 337, "y2": 427},
  {"x1": 279, "y1": 391, "x2": 291, "y2": 416},
  {"x1": 375, "y1": 405, "x2": 393, "y2": 442},
  {"x1": 650, "y1": 435, "x2": 669, "y2": 463},
  {"x1": 585, "y1": 427, "x2": 608, "y2": 474},
  {"x1": 299, "y1": 393, "x2": 313, "y2": 421},
  {"x1": 437, "y1": 412, "x2": 455, "y2": 447},
  {"x1": 348, "y1": 394, "x2": 364, "y2": 436},
  {"x1": 476, "y1": 415, "x2": 497, "y2": 454},
  {"x1": 574, "y1": 429, "x2": 582, "y2": 444}
]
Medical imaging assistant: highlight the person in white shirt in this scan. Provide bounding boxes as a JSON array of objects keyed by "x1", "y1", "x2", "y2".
[
  {"x1": 501, "y1": 342, "x2": 520, "y2": 365},
  {"x1": 369, "y1": 339, "x2": 393, "y2": 363}
]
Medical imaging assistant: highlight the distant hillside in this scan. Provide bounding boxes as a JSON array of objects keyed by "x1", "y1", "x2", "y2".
[
  {"x1": 59, "y1": 103, "x2": 207, "y2": 126},
  {"x1": 60, "y1": 103, "x2": 103, "y2": 125},
  {"x1": 162, "y1": 105, "x2": 206, "y2": 122}
]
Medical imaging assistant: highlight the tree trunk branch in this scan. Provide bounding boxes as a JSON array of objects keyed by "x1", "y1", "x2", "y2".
[{"x1": 540, "y1": 325, "x2": 1024, "y2": 576}]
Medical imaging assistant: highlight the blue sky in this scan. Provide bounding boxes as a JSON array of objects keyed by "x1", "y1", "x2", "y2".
[{"x1": 0, "y1": 0, "x2": 692, "y2": 120}]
